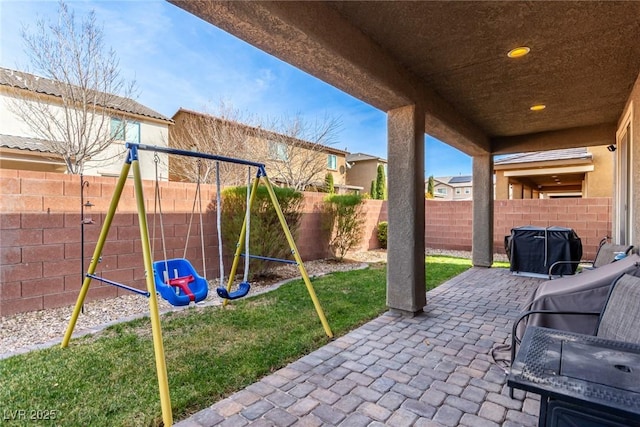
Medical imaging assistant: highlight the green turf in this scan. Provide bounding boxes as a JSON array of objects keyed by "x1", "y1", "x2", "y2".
[{"x1": 0, "y1": 256, "x2": 489, "y2": 426}]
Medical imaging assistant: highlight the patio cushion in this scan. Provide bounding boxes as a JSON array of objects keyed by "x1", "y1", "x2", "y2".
[
  {"x1": 596, "y1": 273, "x2": 640, "y2": 344},
  {"x1": 592, "y1": 242, "x2": 634, "y2": 268},
  {"x1": 516, "y1": 253, "x2": 640, "y2": 338}
]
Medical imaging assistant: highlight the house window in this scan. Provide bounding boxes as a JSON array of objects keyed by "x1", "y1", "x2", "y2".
[
  {"x1": 111, "y1": 118, "x2": 140, "y2": 143},
  {"x1": 268, "y1": 141, "x2": 288, "y2": 161},
  {"x1": 327, "y1": 154, "x2": 337, "y2": 170},
  {"x1": 455, "y1": 188, "x2": 462, "y2": 195},
  {"x1": 436, "y1": 188, "x2": 447, "y2": 195},
  {"x1": 465, "y1": 188, "x2": 471, "y2": 194}
]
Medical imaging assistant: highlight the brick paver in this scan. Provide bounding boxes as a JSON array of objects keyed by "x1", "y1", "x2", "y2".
[{"x1": 174, "y1": 267, "x2": 542, "y2": 426}]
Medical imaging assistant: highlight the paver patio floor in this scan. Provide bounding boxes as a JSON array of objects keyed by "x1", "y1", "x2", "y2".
[{"x1": 175, "y1": 267, "x2": 544, "y2": 427}]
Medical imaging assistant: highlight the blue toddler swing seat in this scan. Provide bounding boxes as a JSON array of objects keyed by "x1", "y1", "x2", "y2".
[
  {"x1": 150, "y1": 155, "x2": 208, "y2": 306},
  {"x1": 153, "y1": 259, "x2": 208, "y2": 306}
]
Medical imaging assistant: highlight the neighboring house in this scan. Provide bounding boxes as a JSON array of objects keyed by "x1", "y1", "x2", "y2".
[
  {"x1": 0, "y1": 67, "x2": 172, "y2": 180},
  {"x1": 432, "y1": 175, "x2": 473, "y2": 200},
  {"x1": 345, "y1": 152, "x2": 386, "y2": 195},
  {"x1": 494, "y1": 146, "x2": 613, "y2": 199},
  {"x1": 170, "y1": 108, "x2": 351, "y2": 191}
]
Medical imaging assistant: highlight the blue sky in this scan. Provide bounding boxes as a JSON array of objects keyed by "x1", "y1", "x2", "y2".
[{"x1": 0, "y1": 0, "x2": 472, "y2": 178}]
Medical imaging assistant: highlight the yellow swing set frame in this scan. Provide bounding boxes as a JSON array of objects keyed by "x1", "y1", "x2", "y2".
[{"x1": 60, "y1": 142, "x2": 333, "y2": 426}]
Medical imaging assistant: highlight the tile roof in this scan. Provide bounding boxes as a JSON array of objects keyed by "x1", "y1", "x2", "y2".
[
  {"x1": 346, "y1": 152, "x2": 387, "y2": 162},
  {"x1": 0, "y1": 134, "x2": 58, "y2": 154},
  {"x1": 495, "y1": 147, "x2": 591, "y2": 165},
  {"x1": 0, "y1": 67, "x2": 171, "y2": 123},
  {"x1": 173, "y1": 108, "x2": 349, "y2": 155}
]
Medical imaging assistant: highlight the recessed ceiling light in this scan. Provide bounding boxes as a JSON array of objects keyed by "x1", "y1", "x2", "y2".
[
  {"x1": 507, "y1": 46, "x2": 530, "y2": 58},
  {"x1": 530, "y1": 104, "x2": 546, "y2": 111}
]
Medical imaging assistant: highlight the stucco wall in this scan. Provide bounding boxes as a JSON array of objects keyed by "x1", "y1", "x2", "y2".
[
  {"x1": 619, "y1": 71, "x2": 640, "y2": 245},
  {"x1": 495, "y1": 171, "x2": 508, "y2": 200},
  {"x1": 346, "y1": 160, "x2": 378, "y2": 193},
  {"x1": 0, "y1": 88, "x2": 170, "y2": 180},
  {"x1": 82, "y1": 121, "x2": 170, "y2": 181},
  {"x1": 584, "y1": 145, "x2": 615, "y2": 197},
  {"x1": 494, "y1": 145, "x2": 614, "y2": 200},
  {"x1": 433, "y1": 182, "x2": 453, "y2": 200}
]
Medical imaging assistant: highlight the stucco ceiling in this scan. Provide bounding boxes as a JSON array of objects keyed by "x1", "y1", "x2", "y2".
[
  {"x1": 328, "y1": 2, "x2": 640, "y2": 136},
  {"x1": 170, "y1": 1, "x2": 640, "y2": 156}
]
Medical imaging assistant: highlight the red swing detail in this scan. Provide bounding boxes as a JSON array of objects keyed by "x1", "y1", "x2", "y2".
[{"x1": 166, "y1": 275, "x2": 196, "y2": 302}]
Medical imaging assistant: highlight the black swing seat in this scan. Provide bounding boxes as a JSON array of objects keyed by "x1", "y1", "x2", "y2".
[
  {"x1": 216, "y1": 282, "x2": 251, "y2": 300},
  {"x1": 153, "y1": 258, "x2": 208, "y2": 306}
]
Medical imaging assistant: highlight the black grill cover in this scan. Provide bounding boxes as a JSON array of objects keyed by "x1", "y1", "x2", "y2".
[{"x1": 506, "y1": 226, "x2": 582, "y2": 276}]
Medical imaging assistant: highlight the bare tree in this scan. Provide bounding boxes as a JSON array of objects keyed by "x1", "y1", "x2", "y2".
[
  {"x1": 169, "y1": 103, "x2": 342, "y2": 191},
  {"x1": 169, "y1": 102, "x2": 259, "y2": 186},
  {"x1": 264, "y1": 113, "x2": 342, "y2": 191},
  {"x1": 7, "y1": 0, "x2": 137, "y2": 174}
]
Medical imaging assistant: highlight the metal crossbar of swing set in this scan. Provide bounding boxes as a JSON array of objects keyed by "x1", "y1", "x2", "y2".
[
  {"x1": 86, "y1": 273, "x2": 151, "y2": 297},
  {"x1": 240, "y1": 253, "x2": 298, "y2": 265},
  {"x1": 126, "y1": 143, "x2": 268, "y2": 176}
]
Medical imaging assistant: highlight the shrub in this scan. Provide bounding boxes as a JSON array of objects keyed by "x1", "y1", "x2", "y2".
[
  {"x1": 322, "y1": 194, "x2": 365, "y2": 260},
  {"x1": 375, "y1": 164, "x2": 386, "y2": 200},
  {"x1": 426, "y1": 175, "x2": 435, "y2": 199},
  {"x1": 220, "y1": 185, "x2": 303, "y2": 278},
  {"x1": 324, "y1": 173, "x2": 334, "y2": 194},
  {"x1": 377, "y1": 221, "x2": 388, "y2": 249}
]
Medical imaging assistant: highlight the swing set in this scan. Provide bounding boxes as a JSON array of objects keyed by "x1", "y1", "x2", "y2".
[{"x1": 60, "y1": 143, "x2": 333, "y2": 427}]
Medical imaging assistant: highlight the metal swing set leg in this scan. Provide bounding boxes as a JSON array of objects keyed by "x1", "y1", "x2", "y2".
[
  {"x1": 61, "y1": 148, "x2": 173, "y2": 426},
  {"x1": 218, "y1": 174, "x2": 334, "y2": 339},
  {"x1": 59, "y1": 143, "x2": 334, "y2": 427}
]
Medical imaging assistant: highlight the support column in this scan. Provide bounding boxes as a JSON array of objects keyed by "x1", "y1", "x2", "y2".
[
  {"x1": 495, "y1": 171, "x2": 509, "y2": 200},
  {"x1": 387, "y1": 105, "x2": 426, "y2": 316},
  {"x1": 512, "y1": 182, "x2": 523, "y2": 199},
  {"x1": 472, "y1": 154, "x2": 494, "y2": 267},
  {"x1": 524, "y1": 186, "x2": 533, "y2": 199}
]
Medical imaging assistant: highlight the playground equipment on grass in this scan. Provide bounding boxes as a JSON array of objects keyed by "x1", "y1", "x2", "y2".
[{"x1": 60, "y1": 143, "x2": 333, "y2": 427}]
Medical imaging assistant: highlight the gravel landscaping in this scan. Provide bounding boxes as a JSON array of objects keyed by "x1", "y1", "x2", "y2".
[{"x1": 0, "y1": 248, "x2": 505, "y2": 359}]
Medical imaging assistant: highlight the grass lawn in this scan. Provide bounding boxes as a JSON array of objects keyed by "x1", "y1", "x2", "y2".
[{"x1": 0, "y1": 256, "x2": 499, "y2": 426}]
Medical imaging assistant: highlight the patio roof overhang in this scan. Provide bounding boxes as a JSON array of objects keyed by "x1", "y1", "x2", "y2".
[
  {"x1": 169, "y1": 1, "x2": 640, "y2": 156},
  {"x1": 169, "y1": 1, "x2": 640, "y2": 315}
]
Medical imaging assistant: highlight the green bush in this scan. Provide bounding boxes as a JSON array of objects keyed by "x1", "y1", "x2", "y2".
[
  {"x1": 322, "y1": 194, "x2": 365, "y2": 260},
  {"x1": 377, "y1": 221, "x2": 388, "y2": 249},
  {"x1": 375, "y1": 164, "x2": 386, "y2": 200},
  {"x1": 220, "y1": 185, "x2": 303, "y2": 278},
  {"x1": 324, "y1": 173, "x2": 335, "y2": 194}
]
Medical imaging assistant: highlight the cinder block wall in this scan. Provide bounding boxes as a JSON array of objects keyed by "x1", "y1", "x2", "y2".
[
  {"x1": 0, "y1": 171, "x2": 612, "y2": 316},
  {"x1": 0, "y1": 170, "x2": 220, "y2": 316},
  {"x1": 0, "y1": 172, "x2": 383, "y2": 316},
  {"x1": 425, "y1": 198, "x2": 612, "y2": 260}
]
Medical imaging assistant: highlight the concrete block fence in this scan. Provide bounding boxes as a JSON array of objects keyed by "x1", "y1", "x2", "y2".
[
  {"x1": 0, "y1": 171, "x2": 610, "y2": 316},
  {"x1": 426, "y1": 198, "x2": 612, "y2": 261}
]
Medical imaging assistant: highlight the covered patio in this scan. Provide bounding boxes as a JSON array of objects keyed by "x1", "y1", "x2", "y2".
[
  {"x1": 175, "y1": 267, "x2": 543, "y2": 427},
  {"x1": 171, "y1": 1, "x2": 640, "y2": 317},
  {"x1": 165, "y1": 2, "x2": 640, "y2": 425}
]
